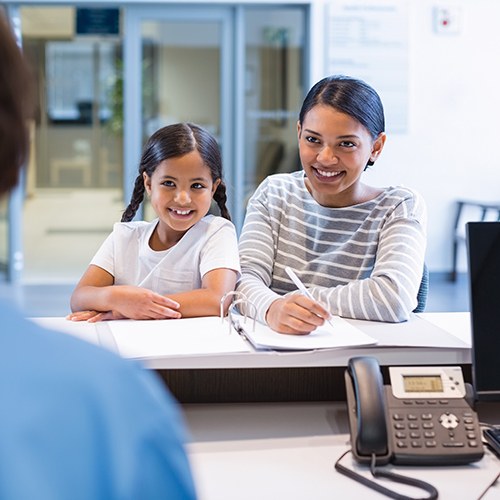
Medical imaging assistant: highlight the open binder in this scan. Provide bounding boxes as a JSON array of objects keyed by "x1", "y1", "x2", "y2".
[{"x1": 226, "y1": 292, "x2": 377, "y2": 351}]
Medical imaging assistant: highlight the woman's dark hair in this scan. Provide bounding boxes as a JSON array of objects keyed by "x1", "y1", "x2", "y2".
[
  {"x1": 122, "y1": 122, "x2": 231, "y2": 222},
  {"x1": 0, "y1": 14, "x2": 33, "y2": 196},
  {"x1": 299, "y1": 75, "x2": 385, "y2": 166}
]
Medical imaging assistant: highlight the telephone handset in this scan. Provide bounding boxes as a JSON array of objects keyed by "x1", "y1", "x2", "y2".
[{"x1": 345, "y1": 356, "x2": 484, "y2": 466}]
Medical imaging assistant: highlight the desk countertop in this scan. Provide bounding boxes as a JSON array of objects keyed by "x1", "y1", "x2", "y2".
[{"x1": 184, "y1": 401, "x2": 500, "y2": 500}]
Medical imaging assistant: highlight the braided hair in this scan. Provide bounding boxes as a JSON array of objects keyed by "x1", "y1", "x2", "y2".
[{"x1": 121, "y1": 123, "x2": 231, "y2": 222}]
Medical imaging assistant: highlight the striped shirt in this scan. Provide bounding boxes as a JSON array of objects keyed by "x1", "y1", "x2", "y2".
[{"x1": 236, "y1": 171, "x2": 427, "y2": 323}]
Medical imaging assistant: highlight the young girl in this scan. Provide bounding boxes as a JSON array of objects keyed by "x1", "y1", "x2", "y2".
[
  {"x1": 237, "y1": 75, "x2": 427, "y2": 334},
  {"x1": 69, "y1": 123, "x2": 240, "y2": 322}
]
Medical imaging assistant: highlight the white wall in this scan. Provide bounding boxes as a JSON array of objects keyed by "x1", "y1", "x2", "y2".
[{"x1": 312, "y1": 0, "x2": 500, "y2": 273}]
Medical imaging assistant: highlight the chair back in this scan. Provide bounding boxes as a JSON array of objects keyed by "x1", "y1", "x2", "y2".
[{"x1": 413, "y1": 263, "x2": 429, "y2": 313}]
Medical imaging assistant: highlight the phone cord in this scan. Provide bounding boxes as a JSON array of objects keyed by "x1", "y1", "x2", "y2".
[{"x1": 334, "y1": 450, "x2": 439, "y2": 500}]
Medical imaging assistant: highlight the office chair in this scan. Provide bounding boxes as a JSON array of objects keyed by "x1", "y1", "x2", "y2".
[
  {"x1": 450, "y1": 200, "x2": 500, "y2": 281},
  {"x1": 413, "y1": 263, "x2": 429, "y2": 313}
]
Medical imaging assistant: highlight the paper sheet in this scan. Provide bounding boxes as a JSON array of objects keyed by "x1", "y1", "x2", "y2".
[
  {"x1": 346, "y1": 314, "x2": 470, "y2": 348},
  {"x1": 239, "y1": 315, "x2": 377, "y2": 351},
  {"x1": 107, "y1": 316, "x2": 252, "y2": 359},
  {"x1": 417, "y1": 312, "x2": 471, "y2": 345}
]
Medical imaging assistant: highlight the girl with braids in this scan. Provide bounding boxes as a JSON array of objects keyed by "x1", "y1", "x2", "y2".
[{"x1": 69, "y1": 123, "x2": 240, "y2": 322}]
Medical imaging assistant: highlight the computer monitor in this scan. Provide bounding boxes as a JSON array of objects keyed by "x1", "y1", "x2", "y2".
[{"x1": 466, "y1": 221, "x2": 500, "y2": 401}]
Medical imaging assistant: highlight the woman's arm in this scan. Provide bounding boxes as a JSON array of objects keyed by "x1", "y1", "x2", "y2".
[
  {"x1": 236, "y1": 179, "x2": 330, "y2": 334},
  {"x1": 311, "y1": 216, "x2": 427, "y2": 323}
]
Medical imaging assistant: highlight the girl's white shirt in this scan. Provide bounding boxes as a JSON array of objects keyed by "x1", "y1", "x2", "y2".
[{"x1": 90, "y1": 214, "x2": 240, "y2": 295}]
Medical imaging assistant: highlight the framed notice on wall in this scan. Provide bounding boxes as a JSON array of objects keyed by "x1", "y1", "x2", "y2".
[{"x1": 326, "y1": 0, "x2": 409, "y2": 133}]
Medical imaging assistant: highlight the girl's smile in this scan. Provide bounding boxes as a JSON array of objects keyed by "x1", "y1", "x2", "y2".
[{"x1": 169, "y1": 208, "x2": 194, "y2": 218}]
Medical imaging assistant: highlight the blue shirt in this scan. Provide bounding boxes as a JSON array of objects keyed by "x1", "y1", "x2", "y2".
[{"x1": 0, "y1": 300, "x2": 196, "y2": 500}]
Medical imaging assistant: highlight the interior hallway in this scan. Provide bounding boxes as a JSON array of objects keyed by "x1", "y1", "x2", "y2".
[{"x1": 0, "y1": 272, "x2": 469, "y2": 318}]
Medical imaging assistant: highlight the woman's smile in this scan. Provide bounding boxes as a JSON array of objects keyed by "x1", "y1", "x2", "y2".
[{"x1": 310, "y1": 166, "x2": 345, "y2": 182}]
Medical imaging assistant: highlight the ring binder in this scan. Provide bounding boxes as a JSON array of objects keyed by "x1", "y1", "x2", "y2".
[{"x1": 220, "y1": 291, "x2": 257, "y2": 336}]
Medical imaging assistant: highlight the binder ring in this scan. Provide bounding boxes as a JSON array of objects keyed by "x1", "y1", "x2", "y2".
[
  {"x1": 227, "y1": 298, "x2": 257, "y2": 335},
  {"x1": 219, "y1": 291, "x2": 250, "y2": 322}
]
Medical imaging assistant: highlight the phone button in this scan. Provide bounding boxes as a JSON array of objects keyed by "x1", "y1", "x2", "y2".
[
  {"x1": 439, "y1": 413, "x2": 459, "y2": 429},
  {"x1": 443, "y1": 442, "x2": 465, "y2": 447}
]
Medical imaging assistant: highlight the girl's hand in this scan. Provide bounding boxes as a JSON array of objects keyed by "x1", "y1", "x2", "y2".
[
  {"x1": 105, "y1": 286, "x2": 181, "y2": 320},
  {"x1": 69, "y1": 287, "x2": 182, "y2": 321},
  {"x1": 67, "y1": 310, "x2": 127, "y2": 323},
  {"x1": 265, "y1": 295, "x2": 329, "y2": 335},
  {"x1": 66, "y1": 310, "x2": 103, "y2": 322}
]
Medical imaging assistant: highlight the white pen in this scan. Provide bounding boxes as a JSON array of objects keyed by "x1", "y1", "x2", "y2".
[{"x1": 284, "y1": 266, "x2": 334, "y2": 328}]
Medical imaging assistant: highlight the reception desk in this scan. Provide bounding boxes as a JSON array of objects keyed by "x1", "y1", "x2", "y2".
[{"x1": 34, "y1": 312, "x2": 472, "y2": 403}]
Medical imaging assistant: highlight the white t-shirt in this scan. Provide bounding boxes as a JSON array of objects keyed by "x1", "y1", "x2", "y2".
[{"x1": 91, "y1": 215, "x2": 241, "y2": 295}]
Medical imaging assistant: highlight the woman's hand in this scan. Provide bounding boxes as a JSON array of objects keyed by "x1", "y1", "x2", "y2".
[{"x1": 265, "y1": 295, "x2": 330, "y2": 335}]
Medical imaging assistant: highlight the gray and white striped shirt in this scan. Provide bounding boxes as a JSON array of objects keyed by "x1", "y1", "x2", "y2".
[{"x1": 237, "y1": 171, "x2": 427, "y2": 323}]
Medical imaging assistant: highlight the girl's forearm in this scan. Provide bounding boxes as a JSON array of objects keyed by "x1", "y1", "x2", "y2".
[
  {"x1": 166, "y1": 288, "x2": 231, "y2": 318},
  {"x1": 70, "y1": 286, "x2": 114, "y2": 313}
]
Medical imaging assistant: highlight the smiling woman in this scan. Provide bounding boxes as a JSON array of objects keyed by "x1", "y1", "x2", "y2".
[
  {"x1": 237, "y1": 75, "x2": 427, "y2": 334},
  {"x1": 68, "y1": 123, "x2": 240, "y2": 321}
]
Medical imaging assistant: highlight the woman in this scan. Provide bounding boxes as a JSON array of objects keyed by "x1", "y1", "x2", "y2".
[{"x1": 237, "y1": 75, "x2": 426, "y2": 334}]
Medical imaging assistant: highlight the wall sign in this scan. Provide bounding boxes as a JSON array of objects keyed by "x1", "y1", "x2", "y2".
[{"x1": 326, "y1": 1, "x2": 409, "y2": 133}]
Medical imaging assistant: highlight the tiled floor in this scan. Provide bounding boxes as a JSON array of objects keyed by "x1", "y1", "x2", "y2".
[{"x1": 0, "y1": 272, "x2": 469, "y2": 318}]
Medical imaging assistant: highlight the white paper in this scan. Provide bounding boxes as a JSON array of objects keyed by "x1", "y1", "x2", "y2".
[
  {"x1": 239, "y1": 315, "x2": 377, "y2": 351},
  {"x1": 30, "y1": 317, "x2": 100, "y2": 346},
  {"x1": 346, "y1": 314, "x2": 470, "y2": 349},
  {"x1": 107, "y1": 316, "x2": 252, "y2": 359},
  {"x1": 417, "y1": 312, "x2": 471, "y2": 345}
]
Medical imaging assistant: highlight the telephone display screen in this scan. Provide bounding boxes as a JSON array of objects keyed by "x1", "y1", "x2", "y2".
[{"x1": 403, "y1": 375, "x2": 443, "y2": 393}]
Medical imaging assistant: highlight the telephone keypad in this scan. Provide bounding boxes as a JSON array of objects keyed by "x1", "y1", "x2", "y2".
[{"x1": 388, "y1": 397, "x2": 482, "y2": 459}]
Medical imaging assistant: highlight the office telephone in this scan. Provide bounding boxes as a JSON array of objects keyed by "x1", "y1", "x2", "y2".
[{"x1": 345, "y1": 356, "x2": 484, "y2": 466}]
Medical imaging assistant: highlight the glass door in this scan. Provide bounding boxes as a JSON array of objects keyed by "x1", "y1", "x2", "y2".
[
  {"x1": 123, "y1": 6, "x2": 233, "y2": 220},
  {"x1": 240, "y1": 7, "x2": 308, "y2": 223},
  {"x1": 8, "y1": 5, "x2": 125, "y2": 284}
]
